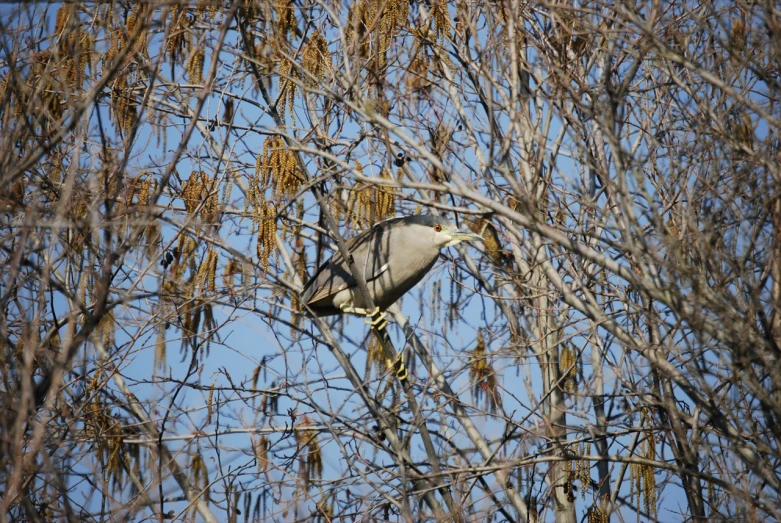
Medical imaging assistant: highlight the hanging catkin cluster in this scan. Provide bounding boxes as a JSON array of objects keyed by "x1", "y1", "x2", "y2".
[
  {"x1": 277, "y1": 58, "x2": 297, "y2": 125},
  {"x1": 345, "y1": 165, "x2": 396, "y2": 228},
  {"x1": 431, "y1": 0, "x2": 451, "y2": 41},
  {"x1": 127, "y1": 173, "x2": 160, "y2": 258},
  {"x1": 630, "y1": 408, "x2": 658, "y2": 519},
  {"x1": 296, "y1": 417, "x2": 323, "y2": 489},
  {"x1": 248, "y1": 137, "x2": 299, "y2": 275},
  {"x1": 588, "y1": 503, "x2": 609, "y2": 523},
  {"x1": 166, "y1": 4, "x2": 191, "y2": 66},
  {"x1": 104, "y1": 6, "x2": 141, "y2": 135},
  {"x1": 365, "y1": 335, "x2": 385, "y2": 380},
  {"x1": 375, "y1": 170, "x2": 396, "y2": 220},
  {"x1": 222, "y1": 258, "x2": 240, "y2": 291},
  {"x1": 302, "y1": 32, "x2": 331, "y2": 82},
  {"x1": 255, "y1": 436, "x2": 270, "y2": 474},
  {"x1": 274, "y1": 0, "x2": 298, "y2": 39},
  {"x1": 130, "y1": 173, "x2": 153, "y2": 207},
  {"x1": 347, "y1": 0, "x2": 409, "y2": 68},
  {"x1": 255, "y1": 136, "x2": 303, "y2": 199},
  {"x1": 187, "y1": 47, "x2": 205, "y2": 84},
  {"x1": 405, "y1": 47, "x2": 431, "y2": 95},
  {"x1": 468, "y1": 330, "x2": 500, "y2": 413},
  {"x1": 255, "y1": 198, "x2": 277, "y2": 275},
  {"x1": 346, "y1": 162, "x2": 372, "y2": 228},
  {"x1": 182, "y1": 170, "x2": 218, "y2": 222},
  {"x1": 84, "y1": 371, "x2": 139, "y2": 496},
  {"x1": 190, "y1": 453, "x2": 210, "y2": 512},
  {"x1": 560, "y1": 343, "x2": 578, "y2": 394},
  {"x1": 470, "y1": 219, "x2": 509, "y2": 266},
  {"x1": 195, "y1": 248, "x2": 218, "y2": 295},
  {"x1": 196, "y1": 0, "x2": 219, "y2": 18},
  {"x1": 110, "y1": 73, "x2": 137, "y2": 134},
  {"x1": 125, "y1": 3, "x2": 149, "y2": 54},
  {"x1": 55, "y1": 3, "x2": 94, "y2": 91},
  {"x1": 567, "y1": 441, "x2": 592, "y2": 500}
]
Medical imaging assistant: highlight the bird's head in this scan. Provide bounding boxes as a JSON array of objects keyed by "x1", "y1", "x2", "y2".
[{"x1": 411, "y1": 215, "x2": 485, "y2": 249}]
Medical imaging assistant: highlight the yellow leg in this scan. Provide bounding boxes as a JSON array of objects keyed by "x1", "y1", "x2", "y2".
[
  {"x1": 339, "y1": 304, "x2": 370, "y2": 315},
  {"x1": 365, "y1": 308, "x2": 388, "y2": 331},
  {"x1": 340, "y1": 304, "x2": 388, "y2": 330},
  {"x1": 386, "y1": 352, "x2": 408, "y2": 381}
]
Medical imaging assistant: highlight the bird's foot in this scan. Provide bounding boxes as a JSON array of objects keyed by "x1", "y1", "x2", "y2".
[
  {"x1": 364, "y1": 307, "x2": 388, "y2": 331},
  {"x1": 338, "y1": 304, "x2": 360, "y2": 314},
  {"x1": 339, "y1": 304, "x2": 388, "y2": 330},
  {"x1": 386, "y1": 352, "x2": 408, "y2": 381}
]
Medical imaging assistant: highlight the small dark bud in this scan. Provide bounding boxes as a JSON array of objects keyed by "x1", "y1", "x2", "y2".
[{"x1": 161, "y1": 250, "x2": 175, "y2": 268}]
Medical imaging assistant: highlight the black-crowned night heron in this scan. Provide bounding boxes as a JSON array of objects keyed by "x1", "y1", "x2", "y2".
[{"x1": 301, "y1": 215, "x2": 484, "y2": 329}]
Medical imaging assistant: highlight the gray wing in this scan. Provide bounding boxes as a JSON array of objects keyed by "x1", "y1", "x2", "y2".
[{"x1": 301, "y1": 219, "x2": 399, "y2": 306}]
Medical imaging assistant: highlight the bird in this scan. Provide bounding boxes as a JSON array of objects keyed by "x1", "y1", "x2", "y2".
[{"x1": 301, "y1": 214, "x2": 484, "y2": 329}]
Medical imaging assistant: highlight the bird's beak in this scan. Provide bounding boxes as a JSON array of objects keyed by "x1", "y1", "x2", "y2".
[{"x1": 446, "y1": 230, "x2": 485, "y2": 246}]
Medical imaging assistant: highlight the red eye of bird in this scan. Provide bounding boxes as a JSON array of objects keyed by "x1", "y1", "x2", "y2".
[{"x1": 434, "y1": 224, "x2": 442, "y2": 232}]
